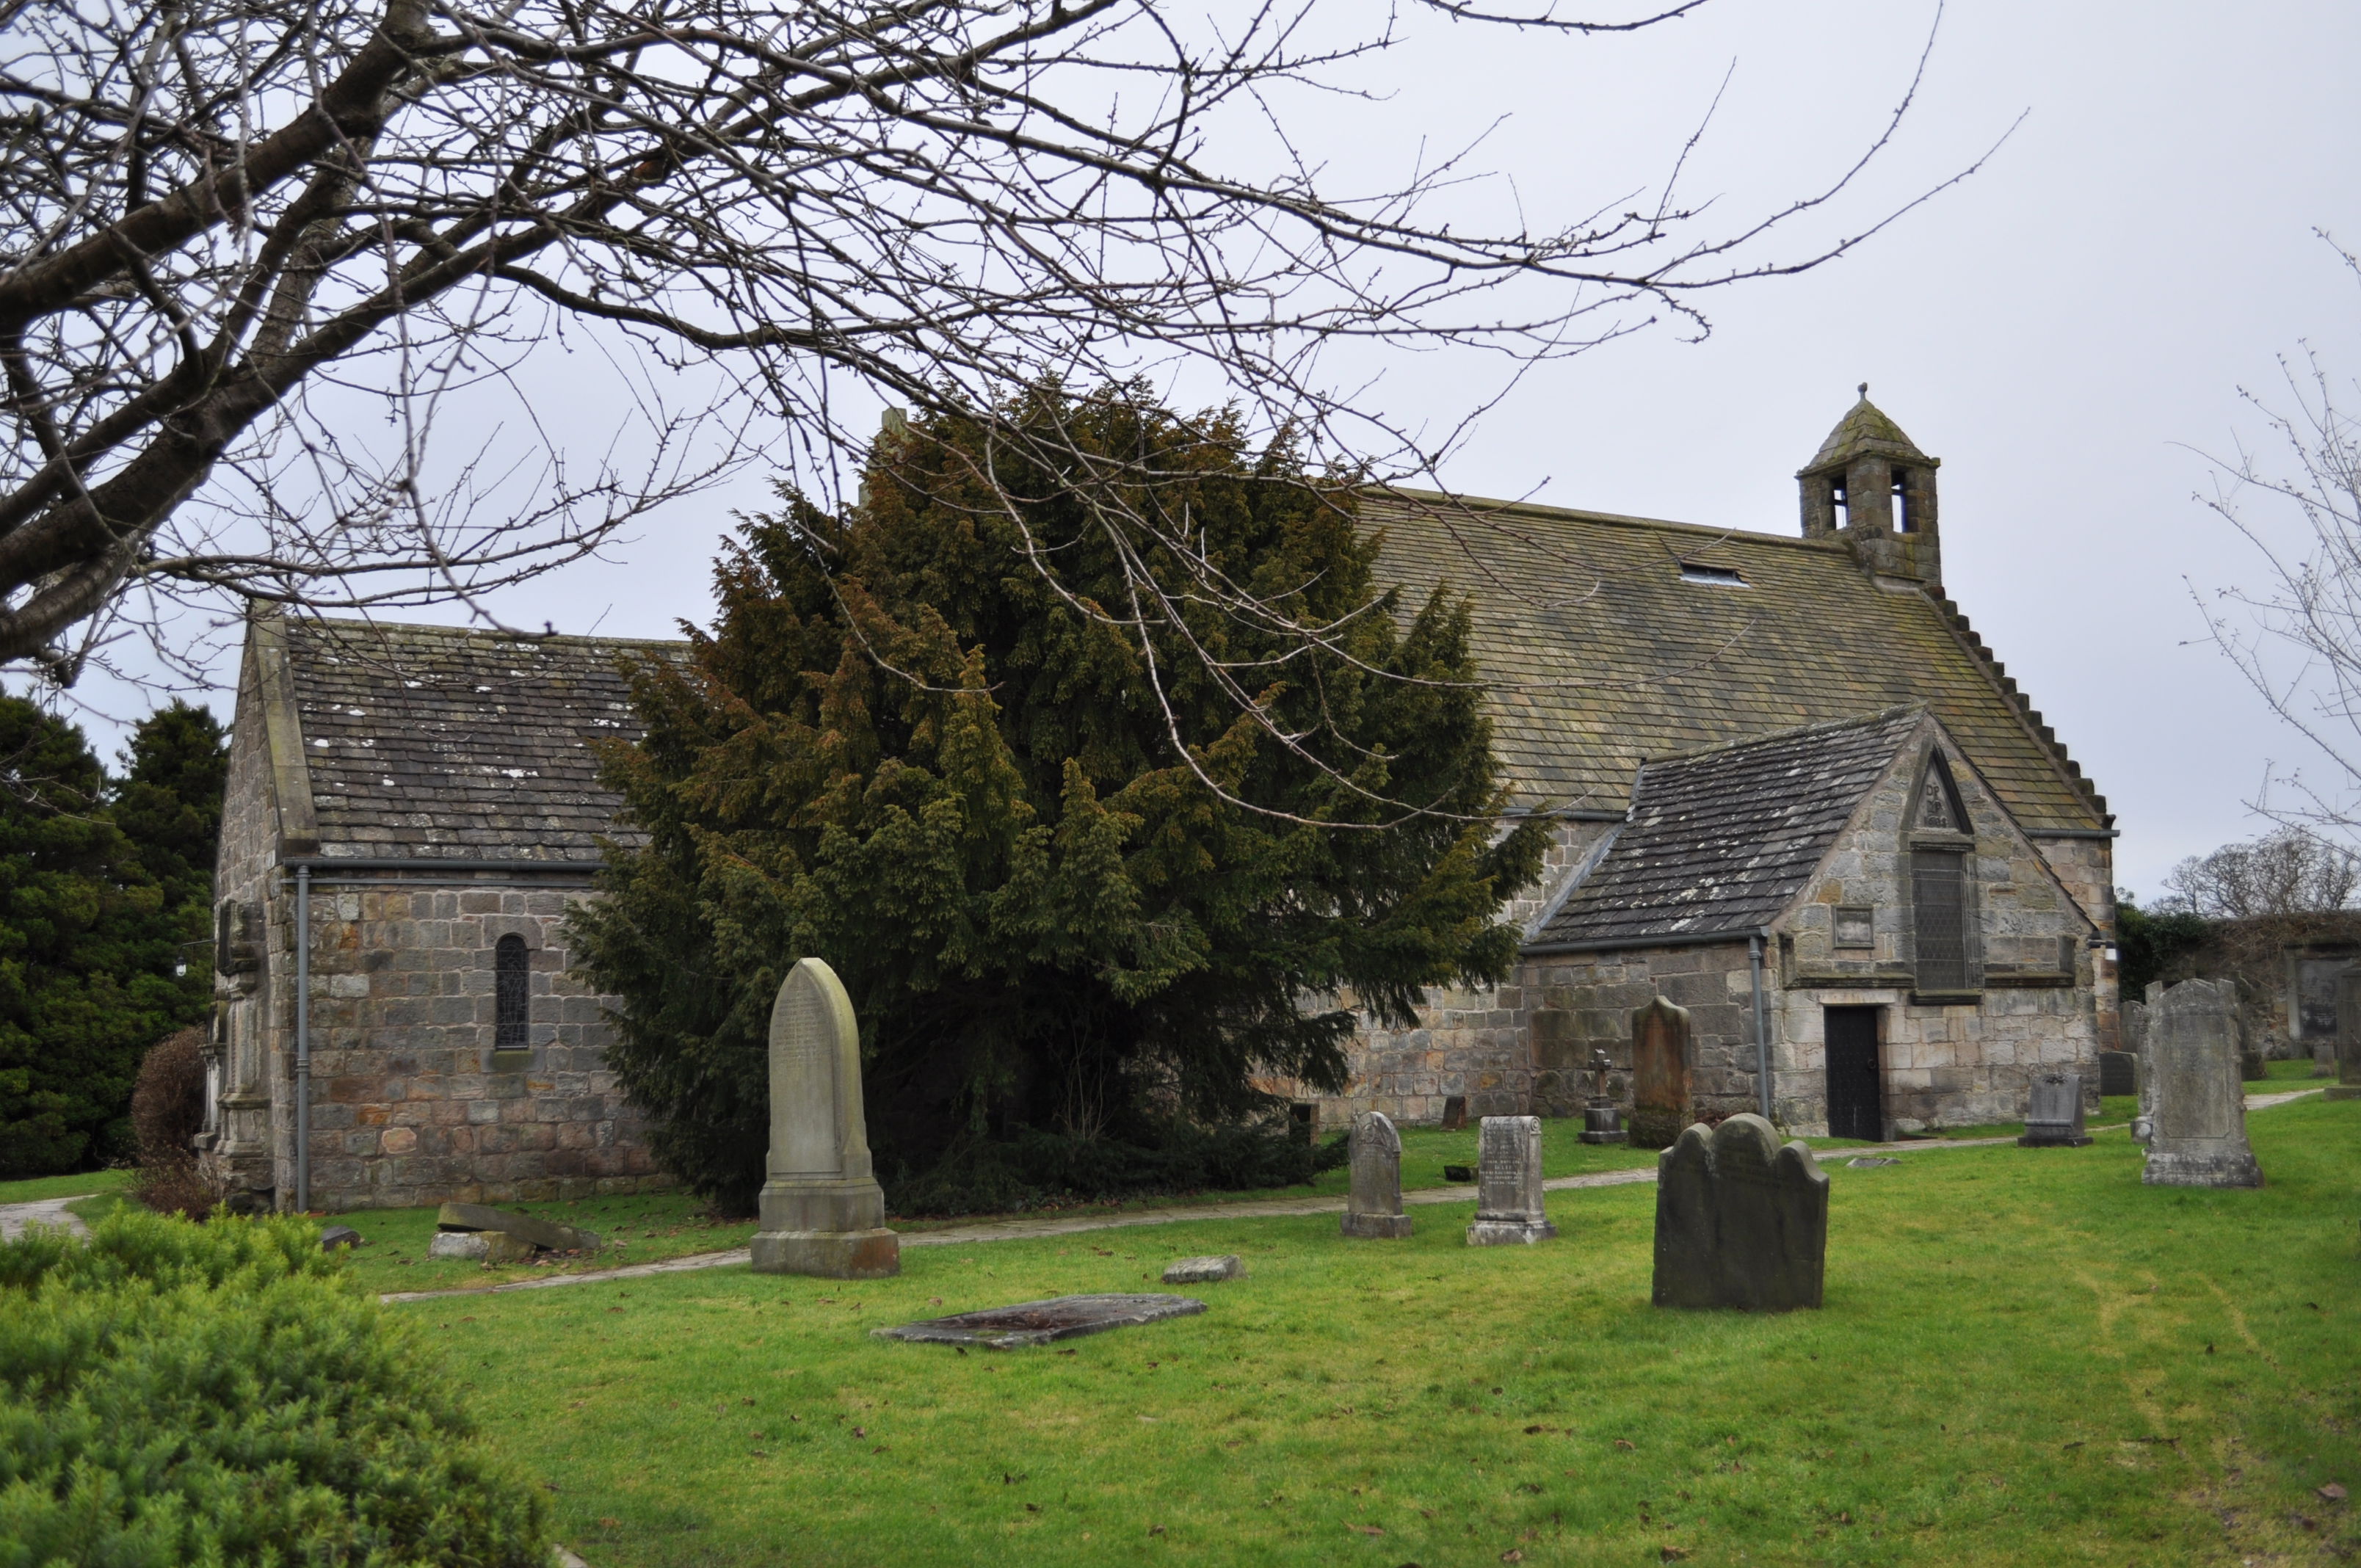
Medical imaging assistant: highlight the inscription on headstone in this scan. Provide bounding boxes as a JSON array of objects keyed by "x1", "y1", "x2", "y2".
[
  {"x1": 750, "y1": 957, "x2": 902, "y2": 1277},
  {"x1": 1651, "y1": 1114, "x2": 1828, "y2": 1312},
  {"x1": 2141, "y1": 978, "x2": 2263, "y2": 1189},
  {"x1": 2018, "y1": 1070, "x2": 2092, "y2": 1147},
  {"x1": 1466, "y1": 1115, "x2": 1555, "y2": 1246},
  {"x1": 1628, "y1": 997, "x2": 1691, "y2": 1151},
  {"x1": 1341, "y1": 1111, "x2": 1412, "y2": 1239}
]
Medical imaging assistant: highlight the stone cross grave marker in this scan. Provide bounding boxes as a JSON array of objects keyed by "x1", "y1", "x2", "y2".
[
  {"x1": 2332, "y1": 968, "x2": 2361, "y2": 1102},
  {"x1": 1652, "y1": 1112, "x2": 1828, "y2": 1312},
  {"x1": 1628, "y1": 997, "x2": 1691, "y2": 1151},
  {"x1": 2141, "y1": 978, "x2": 2263, "y2": 1189},
  {"x1": 2018, "y1": 1070, "x2": 2092, "y2": 1147},
  {"x1": 1581, "y1": 1047, "x2": 1628, "y2": 1144},
  {"x1": 1466, "y1": 1115, "x2": 1556, "y2": 1246},
  {"x1": 1341, "y1": 1111, "x2": 1412, "y2": 1238},
  {"x1": 750, "y1": 957, "x2": 901, "y2": 1277}
]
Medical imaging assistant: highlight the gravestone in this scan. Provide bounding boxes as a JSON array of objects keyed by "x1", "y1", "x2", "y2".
[
  {"x1": 2141, "y1": 979, "x2": 2264, "y2": 1188},
  {"x1": 2018, "y1": 1070, "x2": 2092, "y2": 1147},
  {"x1": 1651, "y1": 1113, "x2": 1828, "y2": 1312},
  {"x1": 1579, "y1": 1047, "x2": 1628, "y2": 1145},
  {"x1": 435, "y1": 1200, "x2": 601, "y2": 1252},
  {"x1": 1628, "y1": 998, "x2": 1692, "y2": 1151},
  {"x1": 2332, "y1": 968, "x2": 2361, "y2": 1101},
  {"x1": 2096, "y1": 1050, "x2": 2137, "y2": 1097},
  {"x1": 875, "y1": 1294, "x2": 1204, "y2": 1349},
  {"x1": 750, "y1": 957, "x2": 901, "y2": 1277},
  {"x1": 1440, "y1": 1095, "x2": 1469, "y2": 1131},
  {"x1": 1161, "y1": 1255, "x2": 1244, "y2": 1284},
  {"x1": 1466, "y1": 1115, "x2": 1556, "y2": 1246},
  {"x1": 1340, "y1": 1111, "x2": 1412, "y2": 1238}
]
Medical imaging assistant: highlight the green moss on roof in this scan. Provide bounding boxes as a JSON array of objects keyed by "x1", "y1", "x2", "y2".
[
  {"x1": 1360, "y1": 489, "x2": 2106, "y2": 832},
  {"x1": 1801, "y1": 393, "x2": 1932, "y2": 474}
]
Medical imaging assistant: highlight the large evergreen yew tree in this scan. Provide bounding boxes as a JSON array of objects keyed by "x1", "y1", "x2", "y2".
[
  {"x1": 574, "y1": 385, "x2": 1547, "y2": 1213},
  {"x1": 0, "y1": 702, "x2": 219, "y2": 1175}
]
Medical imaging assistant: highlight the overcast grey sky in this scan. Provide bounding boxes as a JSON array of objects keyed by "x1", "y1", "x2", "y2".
[{"x1": 69, "y1": 0, "x2": 2361, "y2": 903}]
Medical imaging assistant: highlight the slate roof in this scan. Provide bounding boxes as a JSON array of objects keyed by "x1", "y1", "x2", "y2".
[
  {"x1": 1528, "y1": 708, "x2": 1926, "y2": 951},
  {"x1": 1359, "y1": 489, "x2": 2106, "y2": 832},
  {"x1": 280, "y1": 618, "x2": 683, "y2": 860}
]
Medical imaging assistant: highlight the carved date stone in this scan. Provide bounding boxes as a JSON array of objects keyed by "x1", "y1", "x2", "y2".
[
  {"x1": 1340, "y1": 1111, "x2": 1412, "y2": 1238},
  {"x1": 750, "y1": 957, "x2": 901, "y2": 1277},
  {"x1": 1466, "y1": 1115, "x2": 1556, "y2": 1246},
  {"x1": 2141, "y1": 979, "x2": 2263, "y2": 1189}
]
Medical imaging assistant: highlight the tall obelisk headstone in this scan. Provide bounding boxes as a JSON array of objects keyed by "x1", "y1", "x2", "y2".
[
  {"x1": 750, "y1": 958, "x2": 900, "y2": 1277},
  {"x1": 2331, "y1": 967, "x2": 2361, "y2": 1102},
  {"x1": 1628, "y1": 998, "x2": 1692, "y2": 1151},
  {"x1": 1340, "y1": 1111, "x2": 1412, "y2": 1238},
  {"x1": 2141, "y1": 978, "x2": 2263, "y2": 1190},
  {"x1": 1466, "y1": 1115, "x2": 1556, "y2": 1246}
]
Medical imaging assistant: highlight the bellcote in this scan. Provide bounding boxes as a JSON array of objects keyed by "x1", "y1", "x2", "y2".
[{"x1": 1797, "y1": 385, "x2": 1941, "y2": 584}]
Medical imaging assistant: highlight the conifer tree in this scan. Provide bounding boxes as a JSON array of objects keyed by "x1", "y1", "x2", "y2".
[
  {"x1": 110, "y1": 702, "x2": 229, "y2": 1001},
  {"x1": 574, "y1": 384, "x2": 1548, "y2": 1213},
  {"x1": 0, "y1": 701, "x2": 204, "y2": 1175}
]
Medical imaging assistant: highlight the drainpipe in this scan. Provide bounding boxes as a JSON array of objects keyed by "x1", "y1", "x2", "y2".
[
  {"x1": 294, "y1": 864, "x2": 311, "y2": 1213},
  {"x1": 1749, "y1": 930, "x2": 1773, "y2": 1122}
]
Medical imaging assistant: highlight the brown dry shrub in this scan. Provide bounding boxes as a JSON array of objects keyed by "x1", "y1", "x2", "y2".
[{"x1": 130, "y1": 1026, "x2": 214, "y2": 1218}]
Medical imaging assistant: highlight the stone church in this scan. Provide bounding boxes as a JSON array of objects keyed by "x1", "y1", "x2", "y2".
[{"x1": 203, "y1": 391, "x2": 2114, "y2": 1211}]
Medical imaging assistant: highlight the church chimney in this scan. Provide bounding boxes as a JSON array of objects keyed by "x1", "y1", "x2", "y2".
[{"x1": 1796, "y1": 384, "x2": 1941, "y2": 584}]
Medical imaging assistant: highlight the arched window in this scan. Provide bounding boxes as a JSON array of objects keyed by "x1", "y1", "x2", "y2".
[{"x1": 495, "y1": 934, "x2": 529, "y2": 1050}]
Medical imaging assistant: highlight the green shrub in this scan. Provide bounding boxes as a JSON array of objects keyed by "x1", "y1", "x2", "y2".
[{"x1": 0, "y1": 1209, "x2": 550, "y2": 1567}]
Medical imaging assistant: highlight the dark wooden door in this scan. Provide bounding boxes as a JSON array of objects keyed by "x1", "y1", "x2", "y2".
[{"x1": 1824, "y1": 1006, "x2": 1883, "y2": 1141}]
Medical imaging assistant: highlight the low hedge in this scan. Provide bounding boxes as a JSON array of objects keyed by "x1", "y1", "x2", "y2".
[{"x1": 0, "y1": 1209, "x2": 551, "y2": 1567}]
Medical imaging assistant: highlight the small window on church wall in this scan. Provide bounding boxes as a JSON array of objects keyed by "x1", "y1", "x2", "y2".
[
  {"x1": 1891, "y1": 468, "x2": 1915, "y2": 533},
  {"x1": 495, "y1": 934, "x2": 529, "y2": 1050}
]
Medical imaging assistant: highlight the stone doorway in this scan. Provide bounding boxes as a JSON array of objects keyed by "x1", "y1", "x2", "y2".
[{"x1": 1824, "y1": 1006, "x2": 1884, "y2": 1141}]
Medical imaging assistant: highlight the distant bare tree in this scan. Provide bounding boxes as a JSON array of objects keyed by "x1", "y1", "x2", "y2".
[
  {"x1": 2195, "y1": 235, "x2": 2361, "y2": 832},
  {"x1": 0, "y1": 0, "x2": 1974, "y2": 699},
  {"x1": 2161, "y1": 827, "x2": 2360, "y2": 918}
]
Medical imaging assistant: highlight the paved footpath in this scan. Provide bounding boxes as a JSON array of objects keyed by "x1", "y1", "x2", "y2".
[
  {"x1": 378, "y1": 1089, "x2": 2329, "y2": 1307},
  {"x1": 0, "y1": 1195, "x2": 90, "y2": 1242}
]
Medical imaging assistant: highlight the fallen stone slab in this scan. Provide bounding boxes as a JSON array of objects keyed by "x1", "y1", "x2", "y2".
[
  {"x1": 319, "y1": 1224, "x2": 363, "y2": 1250},
  {"x1": 428, "y1": 1230, "x2": 536, "y2": 1263},
  {"x1": 1161, "y1": 1255, "x2": 1244, "y2": 1284},
  {"x1": 1844, "y1": 1156, "x2": 1901, "y2": 1169},
  {"x1": 874, "y1": 1293, "x2": 1205, "y2": 1349},
  {"x1": 435, "y1": 1201, "x2": 601, "y2": 1252}
]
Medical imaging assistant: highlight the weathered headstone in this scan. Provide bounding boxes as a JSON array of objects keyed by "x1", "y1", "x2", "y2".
[
  {"x1": 2141, "y1": 979, "x2": 2264, "y2": 1188},
  {"x1": 435, "y1": 1200, "x2": 601, "y2": 1252},
  {"x1": 1651, "y1": 1113, "x2": 1828, "y2": 1312},
  {"x1": 1161, "y1": 1255, "x2": 1244, "y2": 1284},
  {"x1": 2332, "y1": 968, "x2": 2361, "y2": 1101},
  {"x1": 427, "y1": 1230, "x2": 534, "y2": 1263},
  {"x1": 1340, "y1": 1111, "x2": 1412, "y2": 1238},
  {"x1": 2096, "y1": 1050, "x2": 2137, "y2": 1098},
  {"x1": 319, "y1": 1224, "x2": 363, "y2": 1251},
  {"x1": 2018, "y1": 1070, "x2": 2092, "y2": 1147},
  {"x1": 750, "y1": 957, "x2": 901, "y2": 1277},
  {"x1": 1628, "y1": 997, "x2": 1692, "y2": 1151},
  {"x1": 1579, "y1": 1047, "x2": 1628, "y2": 1145},
  {"x1": 875, "y1": 1294, "x2": 1204, "y2": 1349},
  {"x1": 1466, "y1": 1115, "x2": 1556, "y2": 1246},
  {"x1": 1440, "y1": 1095, "x2": 1469, "y2": 1131}
]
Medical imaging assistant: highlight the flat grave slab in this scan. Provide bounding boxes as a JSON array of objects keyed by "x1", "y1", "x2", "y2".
[{"x1": 873, "y1": 1293, "x2": 1205, "y2": 1349}]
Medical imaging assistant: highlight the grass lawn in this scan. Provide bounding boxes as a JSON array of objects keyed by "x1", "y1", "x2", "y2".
[
  {"x1": 395, "y1": 1098, "x2": 2361, "y2": 1567},
  {"x1": 327, "y1": 1128, "x2": 1661, "y2": 1297},
  {"x1": 0, "y1": 1167, "x2": 131, "y2": 1205}
]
